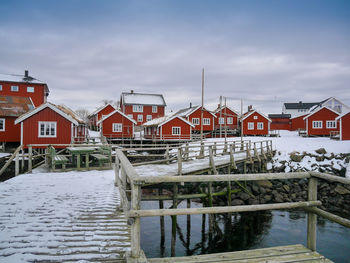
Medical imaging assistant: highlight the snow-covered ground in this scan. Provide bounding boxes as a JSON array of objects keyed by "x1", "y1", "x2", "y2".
[
  {"x1": 0, "y1": 153, "x2": 10, "y2": 158},
  {"x1": 0, "y1": 170, "x2": 130, "y2": 263}
]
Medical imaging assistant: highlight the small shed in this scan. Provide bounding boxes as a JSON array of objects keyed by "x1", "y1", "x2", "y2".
[
  {"x1": 143, "y1": 115, "x2": 194, "y2": 141},
  {"x1": 88, "y1": 103, "x2": 116, "y2": 130},
  {"x1": 15, "y1": 103, "x2": 87, "y2": 148},
  {"x1": 303, "y1": 106, "x2": 339, "y2": 136},
  {"x1": 268, "y1": 113, "x2": 291, "y2": 130},
  {"x1": 335, "y1": 111, "x2": 350, "y2": 140},
  {"x1": 97, "y1": 109, "x2": 136, "y2": 139},
  {"x1": 241, "y1": 109, "x2": 271, "y2": 136},
  {"x1": 290, "y1": 114, "x2": 307, "y2": 131}
]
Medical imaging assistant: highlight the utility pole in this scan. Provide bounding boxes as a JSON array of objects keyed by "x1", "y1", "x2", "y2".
[
  {"x1": 200, "y1": 68, "x2": 204, "y2": 157},
  {"x1": 240, "y1": 98, "x2": 243, "y2": 146},
  {"x1": 224, "y1": 96, "x2": 227, "y2": 142},
  {"x1": 219, "y1": 96, "x2": 222, "y2": 138}
]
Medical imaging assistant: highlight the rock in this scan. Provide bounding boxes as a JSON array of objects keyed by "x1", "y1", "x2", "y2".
[
  {"x1": 256, "y1": 180, "x2": 273, "y2": 188},
  {"x1": 290, "y1": 153, "x2": 303, "y2": 162},
  {"x1": 238, "y1": 192, "x2": 250, "y2": 201},
  {"x1": 335, "y1": 185, "x2": 350, "y2": 195},
  {"x1": 252, "y1": 184, "x2": 260, "y2": 195},
  {"x1": 316, "y1": 148, "x2": 327, "y2": 155},
  {"x1": 264, "y1": 195, "x2": 272, "y2": 203},
  {"x1": 282, "y1": 185, "x2": 290, "y2": 193},
  {"x1": 232, "y1": 199, "x2": 245, "y2": 206},
  {"x1": 316, "y1": 156, "x2": 325, "y2": 162}
]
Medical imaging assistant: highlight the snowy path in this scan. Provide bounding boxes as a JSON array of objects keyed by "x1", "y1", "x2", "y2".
[{"x1": 0, "y1": 170, "x2": 130, "y2": 263}]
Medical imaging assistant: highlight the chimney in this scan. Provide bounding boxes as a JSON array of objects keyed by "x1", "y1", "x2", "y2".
[
  {"x1": 24, "y1": 70, "x2": 29, "y2": 78},
  {"x1": 299, "y1": 101, "x2": 302, "y2": 104},
  {"x1": 131, "y1": 90, "x2": 134, "y2": 94},
  {"x1": 190, "y1": 102, "x2": 192, "y2": 108},
  {"x1": 248, "y1": 105, "x2": 253, "y2": 112}
]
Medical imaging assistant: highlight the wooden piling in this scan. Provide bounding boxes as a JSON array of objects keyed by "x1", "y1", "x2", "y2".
[
  {"x1": 130, "y1": 182, "x2": 141, "y2": 258},
  {"x1": 28, "y1": 146, "x2": 33, "y2": 173},
  {"x1": 171, "y1": 183, "x2": 178, "y2": 257},
  {"x1": 15, "y1": 151, "x2": 19, "y2": 176},
  {"x1": 307, "y1": 177, "x2": 317, "y2": 251}
]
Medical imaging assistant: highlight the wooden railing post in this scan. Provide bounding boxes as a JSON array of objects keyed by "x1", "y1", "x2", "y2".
[
  {"x1": 199, "y1": 142, "x2": 205, "y2": 159},
  {"x1": 185, "y1": 143, "x2": 189, "y2": 161},
  {"x1": 177, "y1": 147, "x2": 182, "y2": 176},
  {"x1": 28, "y1": 145, "x2": 33, "y2": 173},
  {"x1": 229, "y1": 145, "x2": 237, "y2": 170},
  {"x1": 15, "y1": 151, "x2": 20, "y2": 176},
  {"x1": 208, "y1": 146, "x2": 218, "y2": 175},
  {"x1": 130, "y1": 182, "x2": 141, "y2": 258},
  {"x1": 233, "y1": 141, "x2": 236, "y2": 152},
  {"x1": 307, "y1": 176, "x2": 317, "y2": 251},
  {"x1": 165, "y1": 144, "x2": 170, "y2": 164},
  {"x1": 114, "y1": 152, "x2": 119, "y2": 187},
  {"x1": 223, "y1": 140, "x2": 228, "y2": 154},
  {"x1": 213, "y1": 142, "x2": 217, "y2": 156}
]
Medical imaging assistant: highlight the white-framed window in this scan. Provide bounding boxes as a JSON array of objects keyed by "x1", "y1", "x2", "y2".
[
  {"x1": 227, "y1": 117, "x2": 233, "y2": 124},
  {"x1": 38, "y1": 122, "x2": 57, "y2": 137},
  {"x1": 326, "y1": 121, "x2": 336, "y2": 129},
  {"x1": 218, "y1": 117, "x2": 224, "y2": 124},
  {"x1": 0, "y1": 119, "x2": 5, "y2": 131},
  {"x1": 192, "y1": 118, "x2": 199, "y2": 125},
  {"x1": 248, "y1": 122, "x2": 254, "y2": 130},
  {"x1": 146, "y1": 115, "x2": 152, "y2": 121},
  {"x1": 0, "y1": 85, "x2": 2, "y2": 91},
  {"x1": 133, "y1": 105, "x2": 143, "y2": 112},
  {"x1": 253, "y1": 116, "x2": 258, "y2": 120},
  {"x1": 203, "y1": 118, "x2": 210, "y2": 125},
  {"x1": 11, "y1": 86, "x2": 19, "y2": 92},
  {"x1": 27, "y1": 86, "x2": 34, "y2": 93},
  {"x1": 172, "y1": 127, "x2": 181, "y2": 135},
  {"x1": 312, "y1": 121, "x2": 322, "y2": 129},
  {"x1": 137, "y1": 114, "x2": 143, "y2": 122},
  {"x1": 128, "y1": 114, "x2": 133, "y2": 119},
  {"x1": 112, "y1": 123, "x2": 122, "y2": 132},
  {"x1": 257, "y1": 122, "x2": 264, "y2": 130},
  {"x1": 152, "y1": 106, "x2": 157, "y2": 113}
]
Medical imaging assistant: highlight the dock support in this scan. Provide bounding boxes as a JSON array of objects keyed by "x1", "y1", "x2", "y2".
[
  {"x1": 15, "y1": 151, "x2": 19, "y2": 176},
  {"x1": 28, "y1": 146, "x2": 32, "y2": 173},
  {"x1": 171, "y1": 183, "x2": 178, "y2": 257},
  {"x1": 307, "y1": 177, "x2": 317, "y2": 251},
  {"x1": 159, "y1": 188, "x2": 165, "y2": 257},
  {"x1": 130, "y1": 183, "x2": 141, "y2": 259}
]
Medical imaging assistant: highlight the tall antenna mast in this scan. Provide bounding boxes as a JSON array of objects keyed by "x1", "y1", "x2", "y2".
[{"x1": 200, "y1": 68, "x2": 204, "y2": 145}]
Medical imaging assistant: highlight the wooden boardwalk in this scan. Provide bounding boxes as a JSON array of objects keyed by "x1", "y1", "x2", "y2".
[{"x1": 148, "y1": 244, "x2": 333, "y2": 263}]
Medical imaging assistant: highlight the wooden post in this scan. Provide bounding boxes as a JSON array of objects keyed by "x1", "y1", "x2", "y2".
[
  {"x1": 171, "y1": 183, "x2": 178, "y2": 257},
  {"x1": 159, "y1": 188, "x2": 165, "y2": 257},
  {"x1": 233, "y1": 141, "x2": 236, "y2": 152},
  {"x1": 44, "y1": 148, "x2": 48, "y2": 166},
  {"x1": 213, "y1": 142, "x2": 217, "y2": 156},
  {"x1": 177, "y1": 147, "x2": 182, "y2": 176},
  {"x1": 185, "y1": 143, "x2": 189, "y2": 161},
  {"x1": 209, "y1": 146, "x2": 218, "y2": 175},
  {"x1": 114, "y1": 153, "x2": 119, "y2": 187},
  {"x1": 260, "y1": 141, "x2": 263, "y2": 155},
  {"x1": 130, "y1": 182, "x2": 141, "y2": 258},
  {"x1": 230, "y1": 145, "x2": 237, "y2": 170},
  {"x1": 21, "y1": 149, "x2": 25, "y2": 172},
  {"x1": 186, "y1": 198, "x2": 191, "y2": 254},
  {"x1": 223, "y1": 140, "x2": 228, "y2": 154},
  {"x1": 166, "y1": 144, "x2": 170, "y2": 164},
  {"x1": 199, "y1": 142, "x2": 205, "y2": 158},
  {"x1": 28, "y1": 146, "x2": 33, "y2": 173},
  {"x1": 15, "y1": 151, "x2": 19, "y2": 176},
  {"x1": 307, "y1": 177, "x2": 317, "y2": 251}
]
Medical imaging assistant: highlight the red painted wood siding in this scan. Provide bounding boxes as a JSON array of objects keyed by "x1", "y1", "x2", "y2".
[
  {"x1": 100, "y1": 111, "x2": 134, "y2": 138},
  {"x1": 242, "y1": 112, "x2": 269, "y2": 135},
  {"x1": 22, "y1": 107, "x2": 72, "y2": 148},
  {"x1": 122, "y1": 105, "x2": 165, "y2": 125},
  {"x1": 144, "y1": 117, "x2": 192, "y2": 140},
  {"x1": 188, "y1": 108, "x2": 215, "y2": 132},
  {"x1": 306, "y1": 108, "x2": 339, "y2": 136},
  {"x1": 97, "y1": 105, "x2": 115, "y2": 122},
  {"x1": 0, "y1": 117, "x2": 20, "y2": 142},
  {"x1": 270, "y1": 117, "x2": 291, "y2": 130},
  {"x1": 340, "y1": 113, "x2": 350, "y2": 140},
  {"x1": 290, "y1": 115, "x2": 306, "y2": 131},
  {"x1": 0, "y1": 81, "x2": 47, "y2": 107},
  {"x1": 214, "y1": 108, "x2": 238, "y2": 130}
]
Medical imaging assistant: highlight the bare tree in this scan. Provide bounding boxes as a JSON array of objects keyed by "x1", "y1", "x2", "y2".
[{"x1": 75, "y1": 108, "x2": 90, "y2": 123}]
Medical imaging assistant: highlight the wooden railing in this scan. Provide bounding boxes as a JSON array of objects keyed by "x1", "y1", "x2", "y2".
[{"x1": 114, "y1": 148, "x2": 350, "y2": 262}]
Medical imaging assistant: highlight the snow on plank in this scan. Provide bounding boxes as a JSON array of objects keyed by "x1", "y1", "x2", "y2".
[{"x1": 0, "y1": 170, "x2": 130, "y2": 263}]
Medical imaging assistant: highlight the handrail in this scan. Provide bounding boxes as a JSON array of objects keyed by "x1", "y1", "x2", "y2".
[{"x1": 0, "y1": 145, "x2": 22, "y2": 177}]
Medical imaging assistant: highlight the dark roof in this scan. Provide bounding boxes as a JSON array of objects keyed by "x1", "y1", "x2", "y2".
[
  {"x1": 268, "y1": 113, "x2": 291, "y2": 119},
  {"x1": 0, "y1": 96, "x2": 34, "y2": 117},
  {"x1": 283, "y1": 102, "x2": 320, "y2": 110}
]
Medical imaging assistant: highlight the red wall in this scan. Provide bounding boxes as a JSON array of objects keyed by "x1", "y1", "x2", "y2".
[
  {"x1": 22, "y1": 107, "x2": 72, "y2": 148},
  {"x1": 144, "y1": 117, "x2": 192, "y2": 140},
  {"x1": 0, "y1": 81, "x2": 47, "y2": 107},
  {"x1": 122, "y1": 105, "x2": 165, "y2": 125},
  {"x1": 270, "y1": 117, "x2": 291, "y2": 130},
  {"x1": 0, "y1": 117, "x2": 20, "y2": 142},
  {"x1": 306, "y1": 108, "x2": 339, "y2": 136},
  {"x1": 101, "y1": 111, "x2": 134, "y2": 138},
  {"x1": 340, "y1": 113, "x2": 350, "y2": 140},
  {"x1": 97, "y1": 105, "x2": 115, "y2": 121},
  {"x1": 214, "y1": 108, "x2": 238, "y2": 130},
  {"x1": 242, "y1": 112, "x2": 269, "y2": 135},
  {"x1": 291, "y1": 115, "x2": 306, "y2": 131},
  {"x1": 188, "y1": 108, "x2": 215, "y2": 132}
]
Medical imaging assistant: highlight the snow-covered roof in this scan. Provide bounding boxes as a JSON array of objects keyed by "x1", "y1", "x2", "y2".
[
  {"x1": 89, "y1": 103, "x2": 116, "y2": 117},
  {"x1": 0, "y1": 72, "x2": 46, "y2": 85},
  {"x1": 303, "y1": 106, "x2": 340, "y2": 120},
  {"x1": 335, "y1": 110, "x2": 350, "y2": 120},
  {"x1": 15, "y1": 102, "x2": 84, "y2": 125},
  {"x1": 214, "y1": 105, "x2": 239, "y2": 116},
  {"x1": 143, "y1": 114, "x2": 195, "y2": 128},
  {"x1": 121, "y1": 92, "x2": 166, "y2": 106},
  {"x1": 97, "y1": 109, "x2": 137, "y2": 125},
  {"x1": 174, "y1": 105, "x2": 217, "y2": 118},
  {"x1": 241, "y1": 109, "x2": 272, "y2": 122}
]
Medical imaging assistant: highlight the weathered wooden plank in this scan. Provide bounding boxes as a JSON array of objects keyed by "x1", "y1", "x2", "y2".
[
  {"x1": 128, "y1": 201, "x2": 321, "y2": 217},
  {"x1": 304, "y1": 207, "x2": 350, "y2": 228},
  {"x1": 310, "y1": 171, "x2": 350, "y2": 185}
]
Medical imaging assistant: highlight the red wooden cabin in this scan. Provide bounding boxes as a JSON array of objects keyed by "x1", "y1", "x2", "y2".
[
  {"x1": 0, "y1": 70, "x2": 49, "y2": 107},
  {"x1": 214, "y1": 105, "x2": 239, "y2": 131},
  {"x1": 120, "y1": 91, "x2": 166, "y2": 126},
  {"x1": 290, "y1": 114, "x2": 307, "y2": 131},
  {"x1": 15, "y1": 103, "x2": 87, "y2": 148},
  {"x1": 88, "y1": 103, "x2": 116, "y2": 130},
  {"x1": 241, "y1": 109, "x2": 271, "y2": 136},
  {"x1": 143, "y1": 115, "x2": 194, "y2": 141},
  {"x1": 0, "y1": 96, "x2": 34, "y2": 148},
  {"x1": 268, "y1": 114, "x2": 291, "y2": 130},
  {"x1": 97, "y1": 109, "x2": 136, "y2": 139},
  {"x1": 336, "y1": 112, "x2": 350, "y2": 140},
  {"x1": 175, "y1": 105, "x2": 216, "y2": 134},
  {"x1": 303, "y1": 106, "x2": 339, "y2": 137}
]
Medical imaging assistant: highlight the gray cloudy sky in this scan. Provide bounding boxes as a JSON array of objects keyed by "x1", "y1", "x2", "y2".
[{"x1": 0, "y1": 0, "x2": 349, "y2": 114}]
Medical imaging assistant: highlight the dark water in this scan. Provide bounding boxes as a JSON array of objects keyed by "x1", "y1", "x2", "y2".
[{"x1": 141, "y1": 201, "x2": 350, "y2": 262}]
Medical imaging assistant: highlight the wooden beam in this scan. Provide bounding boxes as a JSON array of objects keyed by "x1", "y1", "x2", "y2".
[
  {"x1": 127, "y1": 201, "x2": 321, "y2": 217},
  {"x1": 304, "y1": 207, "x2": 350, "y2": 229},
  {"x1": 307, "y1": 177, "x2": 317, "y2": 251},
  {"x1": 310, "y1": 171, "x2": 350, "y2": 185}
]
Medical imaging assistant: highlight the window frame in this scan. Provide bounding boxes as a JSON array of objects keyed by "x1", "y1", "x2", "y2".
[
  {"x1": 152, "y1": 106, "x2": 158, "y2": 113},
  {"x1": 172, "y1": 126, "x2": 181, "y2": 135},
  {"x1": 203, "y1": 118, "x2": 210, "y2": 125},
  {"x1": 11, "y1": 85, "x2": 19, "y2": 92},
  {"x1": 127, "y1": 114, "x2": 134, "y2": 120},
  {"x1": 27, "y1": 86, "x2": 35, "y2": 93},
  {"x1": 146, "y1": 115, "x2": 152, "y2": 122},
  {"x1": 326, "y1": 120, "x2": 336, "y2": 129},
  {"x1": 0, "y1": 118, "x2": 5, "y2": 131},
  {"x1": 253, "y1": 116, "x2": 258, "y2": 120},
  {"x1": 227, "y1": 117, "x2": 233, "y2": 124},
  {"x1": 192, "y1": 118, "x2": 199, "y2": 125},
  {"x1": 38, "y1": 121, "x2": 57, "y2": 138},
  {"x1": 133, "y1": 105, "x2": 143, "y2": 113},
  {"x1": 257, "y1": 122, "x2": 264, "y2": 130},
  {"x1": 218, "y1": 117, "x2": 225, "y2": 125},
  {"x1": 312, "y1": 121, "x2": 323, "y2": 129},
  {"x1": 248, "y1": 122, "x2": 254, "y2": 130},
  {"x1": 112, "y1": 123, "x2": 123, "y2": 132},
  {"x1": 137, "y1": 114, "x2": 143, "y2": 122},
  {"x1": 0, "y1": 85, "x2": 2, "y2": 91}
]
